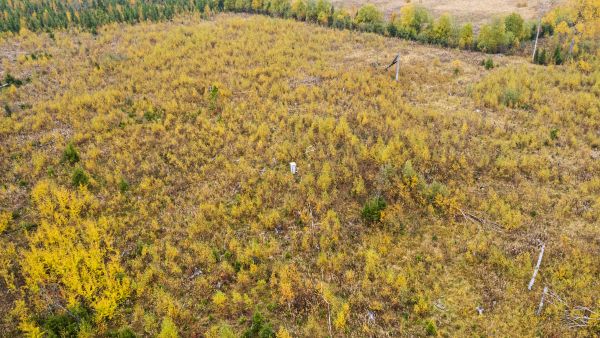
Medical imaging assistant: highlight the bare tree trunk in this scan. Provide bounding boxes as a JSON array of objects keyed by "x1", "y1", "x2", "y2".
[
  {"x1": 528, "y1": 243, "x2": 545, "y2": 290},
  {"x1": 324, "y1": 298, "x2": 333, "y2": 337},
  {"x1": 568, "y1": 37, "x2": 576, "y2": 55},
  {"x1": 532, "y1": 18, "x2": 542, "y2": 63},
  {"x1": 532, "y1": 0, "x2": 555, "y2": 62}
]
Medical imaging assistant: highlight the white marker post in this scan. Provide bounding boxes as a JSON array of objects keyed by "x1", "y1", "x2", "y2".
[
  {"x1": 528, "y1": 243, "x2": 546, "y2": 290},
  {"x1": 290, "y1": 162, "x2": 297, "y2": 174}
]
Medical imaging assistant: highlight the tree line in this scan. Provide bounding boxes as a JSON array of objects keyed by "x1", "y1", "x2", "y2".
[{"x1": 1, "y1": 0, "x2": 556, "y2": 57}]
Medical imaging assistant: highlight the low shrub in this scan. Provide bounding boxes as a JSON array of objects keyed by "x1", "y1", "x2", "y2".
[
  {"x1": 242, "y1": 312, "x2": 275, "y2": 338},
  {"x1": 361, "y1": 196, "x2": 387, "y2": 224},
  {"x1": 72, "y1": 167, "x2": 89, "y2": 187},
  {"x1": 63, "y1": 143, "x2": 80, "y2": 164}
]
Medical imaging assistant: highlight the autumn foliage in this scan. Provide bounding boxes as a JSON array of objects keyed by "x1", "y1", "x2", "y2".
[{"x1": 0, "y1": 9, "x2": 599, "y2": 338}]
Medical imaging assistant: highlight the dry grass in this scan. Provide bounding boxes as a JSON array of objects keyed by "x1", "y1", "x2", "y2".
[{"x1": 332, "y1": 0, "x2": 555, "y2": 26}]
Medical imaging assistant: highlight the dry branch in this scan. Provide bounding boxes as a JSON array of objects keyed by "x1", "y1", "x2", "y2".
[
  {"x1": 39, "y1": 284, "x2": 81, "y2": 322},
  {"x1": 537, "y1": 286, "x2": 548, "y2": 315},
  {"x1": 384, "y1": 54, "x2": 399, "y2": 70},
  {"x1": 544, "y1": 288, "x2": 599, "y2": 329},
  {"x1": 459, "y1": 208, "x2": 504, "y2": 232}
]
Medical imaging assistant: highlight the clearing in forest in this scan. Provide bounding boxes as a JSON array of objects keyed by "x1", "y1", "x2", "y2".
[{"x1": 0, "y1": 13, "x2": 598, "y2": 338}]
